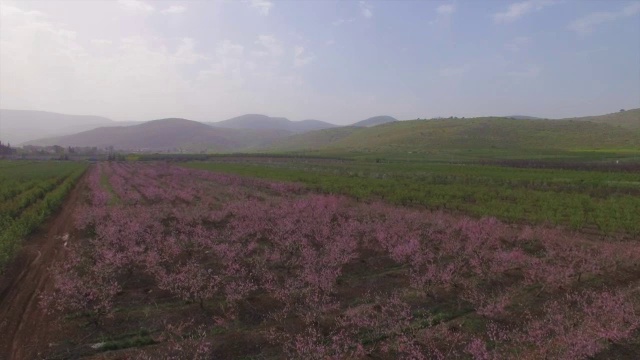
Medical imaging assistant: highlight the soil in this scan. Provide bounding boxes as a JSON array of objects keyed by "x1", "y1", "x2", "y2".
[{"x1": 0, "y1": 174, "x2": 86, "y2": 360}]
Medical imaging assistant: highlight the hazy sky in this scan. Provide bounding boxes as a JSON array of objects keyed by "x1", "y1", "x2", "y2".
[{"x1": 1, "y1": 0, "x2": 639, "y2": 124}]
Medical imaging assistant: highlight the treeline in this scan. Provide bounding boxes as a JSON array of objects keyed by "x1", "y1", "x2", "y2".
[
  {"x1": 0, "y1": 141, "x2": 16, "y2": 155},
  {"x1": 21, "y1": 145, "x2": 103, "y2": 155}
]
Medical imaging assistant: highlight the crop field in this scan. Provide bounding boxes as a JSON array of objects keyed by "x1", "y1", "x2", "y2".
[
  {"x1": 0, "y1": 160, "x2": 87, "y2": 269},
  {"x1": 22, "y1": 162, "x2": 640, "y2": 359},
  {"x1": 184, "y1": 159, "x2": 640, "y2": 236}
]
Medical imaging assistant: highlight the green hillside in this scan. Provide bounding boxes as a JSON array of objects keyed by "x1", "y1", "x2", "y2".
[
  {"x1": 563, "y1": 108, "x2": 640, "y2": 130},
  {"x1": 268, "y1": 126, "x2": 361, "y2": 151},
  {"x1": 266, "y1": 117, "x2": 640, "y2": 155}
]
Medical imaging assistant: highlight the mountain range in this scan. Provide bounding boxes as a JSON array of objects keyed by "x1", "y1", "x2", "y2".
[
  {"x1": 23, "y1": 118, "x2": 290, "y2": 152},
  {"x1": 208, "y1": 114, "x2": 337, "y2": 133},
  {"x1": 5, "y1": 108, "x2": 639, "y2": 153},
  {"x1": 2, "y1": 109, "x2": 399, "y2": 147},
  {"x1": 0, "y1": 109, "x2": 116, "y2": 145}
]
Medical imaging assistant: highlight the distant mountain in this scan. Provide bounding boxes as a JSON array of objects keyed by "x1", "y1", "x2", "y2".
[
  {"x1": 24, "y1": 118, "x2": 290, "y2": 152},
  {"x1": 19, "y1": 109, "x2": 639, "y2": 154},
  {"x1": 351, "y1": 116, "x2": 397, "y2": 127},
  {"x1": 209, "y1": 114, "x2": 337, "y2": 133},
  {"x1": 0, "y1": 109, "x2": 116, "y2": 144},
  {"x1": 295, "y1": 119, "x2": 339, "y2": 132},
  {"x1": 562, "y1": 108, "x2": 640, "y2": 130}
]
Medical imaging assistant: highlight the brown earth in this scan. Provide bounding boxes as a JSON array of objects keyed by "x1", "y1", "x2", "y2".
[{"x1": 0, "y1": 173, "x2": 86, "y2": 360}]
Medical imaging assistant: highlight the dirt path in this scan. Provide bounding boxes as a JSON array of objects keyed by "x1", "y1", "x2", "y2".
[{"x1": 0, "y1": 173, "x2": 86, "y2": 360}]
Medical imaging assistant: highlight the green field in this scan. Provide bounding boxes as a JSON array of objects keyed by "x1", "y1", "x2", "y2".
[
  {"x1": 184, "y1": 158, "x2": 640, "y2": 235},
  {"x1": 0, "y1": 161, "x2": 87, "y2": 270}
]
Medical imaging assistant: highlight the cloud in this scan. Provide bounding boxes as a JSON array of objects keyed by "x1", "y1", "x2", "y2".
[
  {"x1": 173, "y1": 38, "x2": 207, "y2": 64},
  {"x1": 254, "y1": 35, "x2": 283, "y2": 57},
  {"x1": 0, "y1": 3, "x2": 315, "y2": 123},
  {"x1": 161, "y1": 5, "x2": 186, "y2": 14},
  {"x1": 198, "y1": 36, "x2": 310, "y2": 101},
  {"x1": 436, "y1": 4, "x2": 456, "y2": 16},
  {"x1": 332, "y1": 18, "x2": 356, "y2": 26},
  {"x1": 439, "y1": 64, "x2": 470, "y2": 77},
  {"x1": 568, "y1": 3, "x2": 640, "y2": 34},
  {"x1": 359, "y1": 1, "x2": 373, "y2": 18},
  {"x1": 0, "y1": 5, "x2": 200, "y2": 117},
  {"x1": 493, "y1": 0, "x2": 556, "y2": 23},
  {"x1": 505, "y1": 36, "x2": 531, "y2": 51},
  {"x1": 507, "y1": 65, "x2": 541, "y2": 78},
  {"x1": 199, "y1": 40, "x2": 246, "y2": 81},
  {"x1": 90, "y1": 39, "x2": 113, "y2": 46},
  {"x1": 0, "y1": 3, "x2": 45, "y2": 18},
  {"x1": 218, "y1": 40, "x2": 245, "y2": 58},
  {"x1": 117, "y1": 0, "x2": 155, "y2": 14},
  {"x1": 249, "y1": 0, "x2": 273, "y2": 16},
  {"x1": 293, "y1": 46, "x2": 314, "y2": 67},
  {"x1": 326, "y1": 39, "x2": 335, "y2": 46},
  {"x1": 332, "y1": 2, "x2": 371, "y2": 25},
  {"x1": 429, "y1": 3, "x2": 456, "y2": 25}
]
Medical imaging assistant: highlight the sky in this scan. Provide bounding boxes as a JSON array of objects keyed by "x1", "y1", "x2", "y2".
[{"x1": 0, "y1": 0, "x2": 639, "y2": 124}]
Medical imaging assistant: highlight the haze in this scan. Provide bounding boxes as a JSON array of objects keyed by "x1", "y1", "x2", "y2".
[{"x1": 1, "y1": 0, "x2": 639, "y2": 124}]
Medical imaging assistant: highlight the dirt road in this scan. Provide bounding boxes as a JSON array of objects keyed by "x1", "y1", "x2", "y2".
[{"x1": 0, "y1": 175, "x2": 85, "y2": 360}]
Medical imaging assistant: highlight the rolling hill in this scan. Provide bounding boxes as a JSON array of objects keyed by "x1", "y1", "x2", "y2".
[
  {"x1": 25, "y1": 118, "x2": 290, "y2": 152},
  {"x1": 351, "y1": 115, "x2": 398, "y2": 127},
  {"x1": 0, "y1": 109, "x2": 116, "y2": 144},
  {"x1": 209, "y1": 114, "x2": 337, "y2": 133},
  {"x1": 562, "y1": 108, "x2": 640, "y2": 130},
  {"x1": 20, "y1": 109, "x2": 640, "y2": 155},
  {"x1": 268, "y1": 126, "x2": 362, "y2": 152},
  {"x1": 265, "y1": 116, "x2": 640, "y2": 154}
]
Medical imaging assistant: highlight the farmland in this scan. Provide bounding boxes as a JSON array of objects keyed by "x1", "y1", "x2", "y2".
[
  {"x1": 184, "y1": 158, "x2": 640, "y2": 235},
  {"x1": 2, "y1": 161, "x2": 637, "y2": 359},
  {"x1": 2, "y1": 0, "x2": 639, "y2": 358},
  {"x1": 0, "y1": 160, "x2": 87, "y2": 269}
]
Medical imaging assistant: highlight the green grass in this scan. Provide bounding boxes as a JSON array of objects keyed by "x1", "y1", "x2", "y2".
[
  {"x1": 563, "y1": 108, "x2": 640, "y2": 130},
  {"x1": 0, "y1": 160, "x2": 88, "y2": 270},
  {"x1": 183, "y1": 159, "x2": 640, "y2": 235},
  {"x1": 97, "y1": 329, "x2": 156, "y2": 352},
  {"x1": 265, "y1": 116, "x2": 640, "y2": 155}
]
